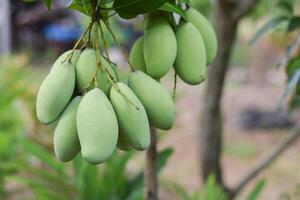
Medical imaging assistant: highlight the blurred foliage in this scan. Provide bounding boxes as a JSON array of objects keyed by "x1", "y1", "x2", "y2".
[
  {"x1": 251, "y1": 0, "x2": 300, "y2": 111},
  {"x1": 167, "y1": 175, "x2": 265, "y2": 200}
]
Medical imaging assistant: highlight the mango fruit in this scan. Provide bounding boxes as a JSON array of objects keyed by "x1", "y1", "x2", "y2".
[
  {"x1": 117, "y1": 134, "x2": 132, "y2": 151},
  {"x1": 143, "y1": 16, "x2": 177, "y2": 79},
  {"x1": 50, "y1": 50, "x2": 80, "y2": 73},
  {"x1": 128, "y1": 71, "x2": 175, "y2": 130},
  {"x1": 186, "y1": 8, "x2": 217, "y2": 64},
  {"x1": 54, "y1": 96, "x2": 81, "y2": 162},
  {"x1": 110, "y1": 82, "x2": 150, "y2": 150},
  {"x1": 174, "y1": 22, "x2": 207, "y2": 85},
  {"x1": 36, "y1": 53, "x2": 76, "y2": 124},
  {"x1": 76, "y1": 88, "x2": 118, "y2": 164},
  {"x1": 76, "y1": 48, "x2": 117, "y2": 95},
  {"x1": 129, "y1": 36, "x2": 147, "y2": 73}
]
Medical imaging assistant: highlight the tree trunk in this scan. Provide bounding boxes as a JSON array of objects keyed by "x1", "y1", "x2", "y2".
[
  {"x1": 200, "y1": 1, "x2": 238, "y2": 187},
  {"x1": 144, "y1": 126, "x2": 158, "y2": 200},
  {"x1": 0, "y1": 0, "x2": 11, "y2": 54}
]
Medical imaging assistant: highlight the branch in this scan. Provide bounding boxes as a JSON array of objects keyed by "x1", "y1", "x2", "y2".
[
  {"x1": 229, "y1": 125, "x2": 300, "y2": 198},
  {"x1": 233, "y1": 0, "x2": 260, "y2": 21},
  {"x1": 144, "y1": 126, "x2": 158, "y2": 200}
]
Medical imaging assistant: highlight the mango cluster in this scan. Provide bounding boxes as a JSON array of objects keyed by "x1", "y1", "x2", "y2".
[
  {"x1": 36, "y1": 48, "x2": 175, "y2": 164},
  {"x1": 130, "y1": 8, "x2": 218, "y2": 84}
]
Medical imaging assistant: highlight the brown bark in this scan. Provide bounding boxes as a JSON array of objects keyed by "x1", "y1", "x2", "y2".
[
  {"x1": 200, "y1": 0, "x2": 260, "y2": 193},
  {"x1": 144, "y1": 126, "x2": 158, "y2": 200},
  {"x1": 200, "y1": 0, "x2": 238, "y2": 186}
]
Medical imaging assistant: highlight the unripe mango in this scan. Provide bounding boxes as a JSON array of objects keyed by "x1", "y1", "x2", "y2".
[
  {"x1": 143, "y1": 16, "x2": 177, "y2": 79},
  {"x1": 129, "y1": 36, "x2": 147, "y2": 73},
  {"x1": 174, "y1": 22, "x2": 207, "y2": 85},
  {"x1": 117, "y1": 134, "x2": 132, "y2": 151},
  {"x1": 36, "y1": 54, "x2": 76, "y2": 124},
  {"x1": 76, "y1": 88, "x2": 118, "y2": 164},
  {"x1": 76, "y1": 49, "x2": 117, "y2": 95},
  {"x1": 54, "y1": 96, "x2": 81, "y2": 162},
  {"x1": 50, "y1": 50, "x2": 80, "y2": 73},
  {"x1": 110, "y1": 82, "x2": 150, "y2": 150},
  {"x1": 186, "y1": 8, "x2": 217, "y2": 64},
  {"x1": 128, "y1": 71, "x2": 175, "y2": 130}
]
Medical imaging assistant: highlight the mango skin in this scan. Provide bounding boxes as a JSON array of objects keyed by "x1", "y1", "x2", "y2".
[
  {"x1": 36, "y1": 53, "x2": 76, "y2": 124},
  {"x1": 143, "y1": 16, "x2": 177, "y2": 79},
  {"x1": 174, "y1": 22, "x2": 207, "y2": 85},
  {"x1": 128, "y1": 71, "x2": 175, "y2": 130},
  {"x1": 54, "y1": 96, "x2": 81, "y2": 162},
  {"x1": 129, "y1": 36, "x2": 147, "y2": 73},
  {"x1": 186, "y1": 8, "x2": 217, "y2": 64},
  {"x1": 76, "y1": 49, "x2": 117, "y2": 95},
  {"x1": 110, "y1": 82, "x2": 150, "y2": 150},
  {"x1": 117, "y1": 134, "x2": 132, "y2": 151},
  {"x1": 50, "y1": 50, "x2": 80, "y2": 73},
  {"x1": 76, "y1": 88, "x2": 118, "y2": 164}
]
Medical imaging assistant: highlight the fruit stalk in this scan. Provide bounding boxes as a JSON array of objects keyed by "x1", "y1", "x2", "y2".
[{"x1": 144, "y1": 125, "x2": 158, "y2": 200}]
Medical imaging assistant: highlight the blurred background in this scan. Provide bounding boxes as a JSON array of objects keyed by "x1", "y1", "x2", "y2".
[{"x1": 0, "y1": 0, "x2": 300, "y2": 200}]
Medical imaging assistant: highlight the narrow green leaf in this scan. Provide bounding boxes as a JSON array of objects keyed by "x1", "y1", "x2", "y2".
[
  {"x1": 19, "y1": 139, "x2": 65, "y2": 175},
  {"x1": 250, "y1": 16, "x2": 288, "y2": 45},
  {"x1": 113, "y1": 0, "x2": 168, "y2": 17},
  {"x1": 246, "y1": 179, "x2": 266, "y2": 200},
  {"x1": 43, "y1": 0, "x2": 52, "y2": 11},
  {"x1": 159, "y1": 2, "x2": 188, "y2": 21},
  {"x1": 288, "y1": 16, "x2": 300, "y2": 32}
]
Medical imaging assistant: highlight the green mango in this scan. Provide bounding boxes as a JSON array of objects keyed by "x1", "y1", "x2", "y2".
[
  {"x1": 50, "y1": 50, "x2": 80, "y2": 73},
  {"x1": 174, "y1": 22, "x2": 207, "y2": 85},
  {"x1": 110, "y1": 82, "x2": 150, "y2": 150},
  {"x1": 128, "y1": 71, "x2": 175, "y2": 130},
  {"x1": 117, "y1": 134, "x2": 132, "y2": 151},
  {"x1": 129, "y1": 36, "x2": 147, "y2": 73},
  {"x1": 54, "y1": 96, "x2": 81, "y2": 162},
  {"x1": 76, "y1": 88, "x2": 118, "y2": 164},
  {"x1": 186, "y1": 8, "x2": 217, "y2": 64},
  {"x1": 76, "y1": 48, "x2": 117, "y2": 95},
  {"x1": 36, "y1": 53, "x2": 76, "y2": 124},
  {"x1": 143, "y1": 16, "x2": 177, "y2": 79}
]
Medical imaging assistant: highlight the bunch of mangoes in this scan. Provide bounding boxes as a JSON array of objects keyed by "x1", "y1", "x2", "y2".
[
  {"x1": 36, "y1": 8, "x2": 217, "y2": 164},
  {"x1": 130, "y1": 8, "x2": 217, "y2": 84}
]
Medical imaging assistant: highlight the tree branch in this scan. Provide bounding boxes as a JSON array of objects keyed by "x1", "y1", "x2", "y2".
[
  {"x1": 144, "y1": 126, "x2": 158, "y2": 200},
  {"x1": 233, "y1": 0, "x2": 260, "y2": 21},
  {"x1": 229, "y1": 125, "x2": 300, "y2": 198}
]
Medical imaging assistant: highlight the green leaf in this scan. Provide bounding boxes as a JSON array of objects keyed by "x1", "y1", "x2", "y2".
[
  {"x1": 43, "y1": 0, "x2": 52, "y2": 11},
  {"x1": 159, "y1": 2, "x2": 188, "y2": 21},
  {"x1": 156, "y1": 147, "x2": 173, "y2": 172},
  {"x1": 113, "y1": 0, "x2": 168, "y2": 18},
  {"x1": 246, "y1": 179, "x2": 266, "y2": 200},
  {"x1": 250, "y1": 16, "x2": 288, "y2": 45},
  {"x1": 68, "y1": 0, "x2": 93, "y2": 16},
  {"x1": 19, "y1": 139, "x2": 65, "y2": 175},
  {"x1": 288, "y1": 16, "x2": 300, "y2": 32}
]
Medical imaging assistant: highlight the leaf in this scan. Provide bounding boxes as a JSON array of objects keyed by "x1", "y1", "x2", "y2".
[
  {"x1": 43, "y1": 0, "x2": 52, "y2": 11},
  {"x1": 246, "y1": 179, "x2": 266, "y2": 200},
  {"x1": 250, "y1": 16, "x2": 288, "y2": 45},
  {"x1": 278, "y1": 69, "x2": 300, "y2": 108},
  {"x1": 19, "y1": 139, "x2": 65, "y2": 175},
  {"x1": 288, "y1": 16, "x2": 300, "y2": 32},
  {"x1": 68, "y1": 0, "x2": 93, "y2": 16},
  {"x1": 156, "y1": 147, "x2": 173, "y2": 172},
  {"x1": 113, "y1": 0, "x2": 168, "y2": 17},
  {"x1": 159, "y1": 2, "x2": 188, "y2": 21}
]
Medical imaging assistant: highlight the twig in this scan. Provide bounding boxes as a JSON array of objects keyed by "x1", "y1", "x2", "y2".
[
  {"x1": 103, "y1": 20, "x2": 134, "y2": 71},
  {"x1": 144, "y1": 125, "x2": 158, "y2": 200},
  {"x1": 172, "y1": 71, "x2": 177, "y2": 100}
]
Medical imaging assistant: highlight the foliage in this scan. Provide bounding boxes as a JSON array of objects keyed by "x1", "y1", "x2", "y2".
[
  {"x1": 167, "y1": 175, "x2": 265, "y2": 200},
  {"x1": 251, "y1": 0, "x2": 300, "y2": 111}
]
